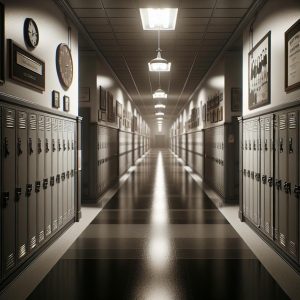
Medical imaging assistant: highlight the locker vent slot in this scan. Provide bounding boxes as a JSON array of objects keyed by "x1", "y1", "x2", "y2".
[
  {"x1": 265, "y1": 118, "x2": 270, "y2": 131},
  {"x1": 52, "y1": 119, "x2": 57, "y2": 130},
  {"x1": 39, "y1": 116, "x2": 45, "y2": 130},
  {"x1": 58, "y1": 216, "x2": 63, "y2": 226},
  {"x1": 6, "y1": 253, "x2": 15, "y2": 270},
  {"x1": 289, "y1": 241, "x2": 296, "y2": 256},
  {"x1": 45, "y1": 225, "x2": 51, "y2": 236},
  {"x1": 6, "y1": 110, "x2": 15, "y2": 128},
  {"x1": 53, "y1": 219, "x2": 58, "y2": 231},
  {"x1": 58, "y1": 120, "x2": 63, "y2": 131},
  {"x1": 39, "y1": 231, "x2": 45, "y2": 243},
  {"x1": 279, "y1": 115, "x2": 286, "y2": 130},
  {"x1": 29, "y1": 236, "x2": 37, "y2": 249},
  {"x1": 279, "y1": 233, "x2": 286, "y2": 247},
  {"x1": 288, "y1": 113, "x2": 296, "y2": 129},
  {"x1": 29, "y1": 115, "x2": 37, "y2": 130},
  {"x1": 265, "y1": 222, "x2": 270, "y2": 234},
  {"x1": 18, "y1": 244, "x2": 27, "y2": 259},
  {"x1": 18, "y1": 112, "x2": 27, "y2": 129},
  {"x1": 45, "y1": 118, "x2": 51, "y2": 131}
]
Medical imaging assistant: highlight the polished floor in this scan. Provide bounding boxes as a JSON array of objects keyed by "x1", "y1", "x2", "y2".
[{"x1": 29, "y1": 150, "x2": 288, "y2": 300}]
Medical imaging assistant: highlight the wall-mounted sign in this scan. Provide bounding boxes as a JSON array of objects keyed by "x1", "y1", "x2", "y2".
[
  {"x1": 9, "y1": 40, "x2": 45, "y2": 91},
  {"x1": 248, "y1": 31, "x2": 271, "y2": 110},
  {"x1": 52, "y1": 90, "x2": 60, "y2": 108},
  {"x1": 285, "y1": 19, "x2": 300, "y2": 92},
  {"x1": 63, "y1": 95, "x2": 70, "y2": 112}
]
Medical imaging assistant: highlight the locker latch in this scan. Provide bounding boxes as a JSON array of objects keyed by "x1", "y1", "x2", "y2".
[
  {"x1": 63, "y1": 140, "x2": 66, "y2": 151},
  {"x1": 262, "y1": 175, "x2": 267, "y2": 184},
  {"x1": 4, "y1": 137, "x2": 9, "y2": 157},
  {"x1": 251, "y1": 171, "x2": 254, "y2": 179},
  {"x1": 50, "y1": 176, "x2": 55, "y2": 187},
  {"x1": 45, "y1": 139, "x2": 50, "y2": 153},
  {"x1": 37, "y1": 138, "x2": 42, "y2": 154},
  {"x1": 43, "y1": 179, "x2": 48, "y2": 190},
  {"x1": 283, "y1": 182, "x2": 291, "y2": 194},
  {"x1": 279, "y1": 138, "x2": 283, "y2": 153},
  {"x1": 15, "y1": 188, "x2": 22, "y2": 201},
  {"x1": 28, "y1": 138, "x2": 34, "y2": 155},
  {"x1": 71, "y1": 170, "x2": 74, "y2": 177},
  {"x1": 243, "y1": 169, "x2": 246, "y2": 176},
  {"x1": 26, "y1": 184, "x2": 32, "y2": 196},
  {"x1": 294, "y1": 185, "x2": 300, "y2": 197},
  {"x1": 275, "y1": 179, "x2": 282, "y2": 189},
  {"x1": 264, "y1": 139, "x2": 268, "y2": 151},
  {"x1": 288, "y1": 138, "x2": 293, "y2": 153},
  {"x1": 247, "y1": 170, "x2": 250, "y2": 177},
  {"x1": 67, "y1": 141, "x2": 70, "y2": 151},
  {"x1": 253, "y1": 140, "x2": 256, "y2": 151},
  {"x1": 61, "y1": 172, "x2": 66, "y2": 181},
  {"x1": 2, "y1": 192, "x2": 9, "y2": 208},
  {"x1": 58, "y1": 140, "x2": 61, "y2": 151},
  {"x1": 35, "y1": 181, "x2": 41, "y2": 193},
  {"x1": 268, "y1": 177, "x2": 273, "y2": 187},
  {"x1": 249, "y1": 140, "x2": 251, "y2": 150},
  {"x1": 245, "y1": 141, "x2": 247, "y2": 150},
  {"x1": 66, "y1": 171, "x2": 70, "y2": 179},
  {"x1": 17, "y1": 138, "x2": 23, "y2": 156},
  {"x1": 255, "y1": 173, "x2": 261, "y2": 181},
  {"x1": 52, "y1": 139, "x2": 56, "y2": 152},
  {"x1": 56, "y1": 174, "x2": 60, "y2": 184}
]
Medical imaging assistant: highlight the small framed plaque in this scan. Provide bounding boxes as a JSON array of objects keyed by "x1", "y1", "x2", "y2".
[
  {"x1": 52, "y1": 90, "x2": 60, "y2": 108},
  {"x1": 63, "y1": 95, "x2": 70, "y2": 112}
]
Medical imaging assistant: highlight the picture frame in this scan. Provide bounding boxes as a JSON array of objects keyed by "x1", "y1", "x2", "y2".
[
  {"x1": 52, "y1": 90, "x2": 60, "y2": 108},
  {"x1": 231, "y1": 87, "x2": 242, "y2": 112},
  {"x1": 63, "y1": 95, "x2": 70, "y2": 112},
  {"x1": 107, "y1": 91, "x2": 115, "y2": 123},
  {"x1": 116, "y1": 101, "x2": 122, "y2": 117},
  {"x1": 202, "y1": 104, "x2": 206, "y2": 121},
  {"x1": 285, "y1": 19, "x2": 300, "y2": 92},
  {"x1": 0, "y1": 3, "x2": 4, "y2": 84},
  {"x1": 248, "y1": 31, "x2": 271, "y2": 110},
  {"x1": 99, "y1": 86, "x2": 106, "y2": 111},
  {"x1": 79, "y1": 87, "x2": 90, "y2": 102}
]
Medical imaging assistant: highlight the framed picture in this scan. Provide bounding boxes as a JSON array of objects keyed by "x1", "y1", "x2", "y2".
[
  {"x1": 231, "y1": 87, "x2": 242, "y2": 112},
  {"x1": 100, "y1": 86, "x2": 106, "y2": 111},
  {"x1": 0, "y1": 3, "x2": 4, "y2": 84},
  {"x1": 285, "y1": 19, "x2": 300, "y2": 92},
  {"x1": 116, "y1": 101, "x2": 122, "y2": 117},
  {"x1": 52, "y1": 90, "x2": 60, "y2": 108},
  {"x1": 79, "y1": 87, "x2": 90, "y2": 102},
  {"x1": 63, "y1": 95, "x2": 70, "y2": 112},
  {"x1": 202, "y1": 104, "x2": 206, "y2": 121},
  {"x1": 248, "y1": 31, "x2": 271, "y2": 110},
  {"x1": 107, "y1": 91, "x2": 115, "y2": 122}
]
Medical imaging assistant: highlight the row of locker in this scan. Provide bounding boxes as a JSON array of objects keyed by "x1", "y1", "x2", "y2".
[
  {"x1": 0, "y1": 103, "x2": 78, "y2": 284},
  {"x1": 241, "y1": 108, "x2": 300, "y2": 266}
]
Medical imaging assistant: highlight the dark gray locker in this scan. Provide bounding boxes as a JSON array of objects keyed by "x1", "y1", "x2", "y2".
[
  {"x1": 67, "y1": 121, "x2": 72, "y2": 220},
  {"x1": 28, "y1": 113, "x2": 37, "y2": 251},
  {"x1": 62, "y1": 120, "x2": 68, "y2": 224},
  {"x1": 70, "y1": 122, "x2": 75, "y2": 218},
  {"x1": 2, "y1": 107, "x2": 16, "y2": 276},
  {"x1": 287, "y1": 111, "x2": 298, "y2": 259},
  {"x1": 57, "y1": 119, "x2": 63, "y2": 227},
  {"x1": 44, "y1": 116, "x2": 52, "y2": 238},
  {"x1": 51, "y1": 118, "x2": 58, "y2": 232},
  {"x1": 0, "y1": 107, "x2": 2, "y2": 280},
  {"x1": 275, "y1": 113, "x2": 288, "y2": 250},
  {"x1": 243, "y1": 120, "x2": 249, "y2": 218},
  {"x1": 16, "y1": 110, "x2": 28, "y2": 261},
  {"x1": 37, "y1": 114, "x2": 45, "y2": 244}
]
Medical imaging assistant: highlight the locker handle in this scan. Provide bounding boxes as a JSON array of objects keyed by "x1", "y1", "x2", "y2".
[
  {"x1": 4, "y1": 137, "x2": 9, "y2": 157},
  {"x1": 275, "y1": 179, "x2": 282, "y2": 189},
  {"x1": 245, "y1": 141, "x2": 247, "y2": 150},
  {"x1": 58, "y1": 140, "x2": 61, "y2": 151},
  {"x1": 45, "y1": 139, "x2": 50, "y2": 153},
  {"x1": 243, "y1": 169, "x2": 247, "y2": 176},
  {"x1": 63, "y1": 140, "x2": 66, "y2": 151},
  {"x1": 288, "y1": 138, "x2": 293, "y2": 153},
  {"x1": 29, "y1": 138, "x2": 34, "y2": 155},
  {"x1": 268, "y1": 177, "x2": 273, "y2": 187},
  {"x1": 249, "y1": 140, "x2": 251, "y2": 150},
  {"x1": 15, "y1": 188, "x2": 22, "y2": 202},
  {"x1": 264, "y1": 139, "x2": 268, "y2": 151},
  {"x1": 253, "y1": 140, "x2": 256, "y2": 151},
  {"x1": 294, "y1": 185, "x2": 300, "y2": 197},
  {"x1": 67, "y1": 141, "x2": 70, "y2": 151},
  {"x1": 71, "y1": 170, "x2": 74, "y2": 177},
  {"x1": 61, "y1": 172, "x2": 65, "y2": 181},
  {"x1": 17, "y1": 138, "x2": 23, "y2": 156},
  {"x1": 26, "y1": 184, "x2": 32, "y2": 196},
  {"x1": 247, "y1": 170, "x2": 250, "y2": 177},
  {"x1": 2, "y1": 192, "x2": 9, "y2": 208},
  {"x1": 35, "y1": 181, "x2": 41, "y2": 193},
  {"x1": 52, "y1": 139, "x2": 56, "y2": 152},
  {"x1": 251, "y1": 171, "x2": 254, "y2": 179},
  {"x1": 37, "y1": 138, "x2": 42, "y2": 154},
  {"x1": 280, "y1": 138, "x2": 283, "y2": 153},
  {"x1": 255, "y1": 173, "x2": 261, "y2": 181},
  {"x1": 43, "y1": 179, "x2": 48, "y2": 190},
  {"x1": 262, "y1": 175, "x2": 267, "y2": 184},
  {"x1": 56, "y1": 174, "x2": 60, "y2": 184},
  {"x1": 66, "y1": 171, "x2": 70, "y2": 179},
  {"x1": 50, "y1": 176, "x2": 55, "y2": 187},
  {"x1": 283, "y1": 182, "x2": 291, "y2": 194}
]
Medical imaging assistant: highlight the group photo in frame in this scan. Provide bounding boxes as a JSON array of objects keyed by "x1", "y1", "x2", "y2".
[
  {"x1": 285, "y1": 19, "x2": 300, "y2": 92},
  {"x1": 248, "y1": 31, "x2": 271, "y2": 110}
]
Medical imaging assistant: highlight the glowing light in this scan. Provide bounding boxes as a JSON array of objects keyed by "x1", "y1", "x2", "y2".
[
  {"x1": 154, "y1": 104, "x2": 166, "y2": 109},
  {"x1": 155, "y1": 112, "x2": 164, "y2": 116},
  {"x1": 148, "y1": 51, "x2": 171, "y2": 72},
  {"x1": 153, "y1": 88, "x2": 167, "y2": 99}
]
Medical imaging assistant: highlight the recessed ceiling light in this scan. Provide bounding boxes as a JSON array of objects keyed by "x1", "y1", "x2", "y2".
[
  {"x1": 140, "y1": 8, "x2": 178, "y2": 30},
  {"x1": 154, "y1": 104, "x2": 166, "y2": 109},
  {"x1": 153, "y1": 88, "x2": 167, "y2": 99}
]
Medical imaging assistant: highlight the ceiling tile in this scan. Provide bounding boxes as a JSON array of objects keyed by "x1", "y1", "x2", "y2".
[
  {"x1": 216, "y1": 0, "x2": 254, "y2": 9},
  {"x1": 180, "y1": 9, "x2": 213, "y2": 18},
  {"x1": 102, "y1": 0, "x2": 137, "y2": 8},
  {"x1": 67, "y1": 0, "x2": 102, "y2": 8},
  {"x1": 180, "y1": 0, "x2": 216, "y2": 8},
  {"x1": 105, "y1": 9, "x2": 139, "y2": 18},
  {"x1": 213, "y1": 8, "x2": 247, "y2": 18},
  {"x1": 74, "y1": 8, "x2": 105, "y2": 18},
  {"x1": 210, "y1": 17, "x2": 241, "y2": 25},
  {"x1": 84, "y1": 25, "x2": 112, "y2": 32}
]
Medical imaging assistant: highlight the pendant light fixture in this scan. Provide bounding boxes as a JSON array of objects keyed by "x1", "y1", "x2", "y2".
[
  {"x1": 155, "y1": 112, "x2": 164, "y2": 116},
  {"x1": 153, "y1": 72, "x2": 167, "y2": 99},
  {"x1": 148, "y1": 30, "x2": 171, "y2": 72},
  {"x1": 154, "y1": 104, "x2": 166, "y2": 109}
]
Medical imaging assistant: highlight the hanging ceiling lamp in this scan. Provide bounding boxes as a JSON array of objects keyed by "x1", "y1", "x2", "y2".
[
  {"x1": 154, "y1": 104, "x2": 166, "y2": 109},
  {"x1": 153, "y1": 88, "x2": 167, "y2": 99},
  {"x1": 155, "y1": 112, "x2": 164, "y2": 116}
]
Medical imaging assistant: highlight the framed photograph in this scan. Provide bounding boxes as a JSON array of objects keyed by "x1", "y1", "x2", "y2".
[
  {"x1": 107, "y1": 91, "x2": 115, "y2": 122},
  {"x1": 79, "y1": 87, "x2": 90, "y2": 102},
  {"x1": 100, "y1": 86, "x2": 106, "y2": 111},
  {"x1": 202, "y1": 104, "x2": 206, "y2": 121},
  {"x1": 0, "y1": 3, "x2": 4, "y2": 84},
  {"x1": 52, "y1": 90, "x2": 60, "y2": 108},
  {"x1": 248, "y1": 31, "x2": 271, "y2": 110},
  {"x1": 63, "y1": 95, "x2": 70, "y2": 112},
  {"x1": 231, "y1": 87, "x2": 242, "y2": 112},
  {"x1": 116, "y1": 101, "x2": 122, "y2": 117},
  {"x1": 285, "y1": 19, "x2": 300, "y2": 92},
  {"x1": 100, "y1": 111, "x2": 107, "y2": 121}
]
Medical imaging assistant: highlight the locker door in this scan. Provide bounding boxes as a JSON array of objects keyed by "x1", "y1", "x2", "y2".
[
  {"x1": 97, "y1": 126, "x2": 101, "y2": 195},
  {"x1": 275, "y1": 113, "x2": 288, "y2": 250},
  {"x1": 2, "y1": 107, "x2": 16, "y2": 276},
  {"x1": 242, "y1": 121, "x2": 248, "y2": 218},
  {"x1": 37, "y1": 114, "x2": 45, "y2": 245},
  {"x1": 44, "y1": 116, "x2": 52, "y2": 238},
  {"x1": 253, "y1": 118, "x2": 260, "y2": 226},
  {"x1": 28, "y1": 113, "x2": 37, "y2": 251},
  {"x1": 62, "y1": 120, "x2": 68, "y2": 224},
  {"x1": 16, "y1": 110, "x2": 28, "y2": 261},
  {"x1": 70, "y1": 122, "x2": 75, "y2": 218},
  {"x1": 67, "y1": 121, "x2": 72, "y2": 220},
  {"x1": 287, "y1": 111, "x2": 298, "y2": 260},
  {"x1": 260, "y1": 117, "x2": 266, "y2": 233},
  {"x1": 51, "y1": 118, "x2": 58, "y2": 232},
  {"x1": 57, "y1": 119, "x2": 63, "y2": 228}
]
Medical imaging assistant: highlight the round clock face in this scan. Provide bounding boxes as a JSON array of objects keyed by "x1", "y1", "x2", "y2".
[
  {"x1": 56, "y1": 43, "x2": 73, "y2": 89},
  {"x1": 24, "y1": 18, "x2": 39, "y2": 48}
]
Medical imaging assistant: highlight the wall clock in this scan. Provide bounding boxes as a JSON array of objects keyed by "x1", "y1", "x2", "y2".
[
  {"x1": 24, "y1": 18, "x2": 39, "y2": 48},
  {"x1": 56, "y1": 43, "x2": 73, "y2": 89}
]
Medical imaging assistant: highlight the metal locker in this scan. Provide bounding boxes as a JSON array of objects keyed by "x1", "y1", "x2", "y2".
[
  {"x1": 44, "y1": 116, "x2": 52, "y2": 238},
  {"x1": 37, "y1": 114, "x2": 45, "y2": 244},
  {"x1": 70, "y1": 122, "x2": 75, "y2": 218},
  {"x1": 16, "y1": 110, "x2": 28, "y2": 261},
  {"x1": 28, "y1": 113, "x2": 37, "y2": 251},
  {"x1": 2, "y1": 107, "x2": 16, "y2": 276},
  {"x1": 287, "y1": 111, "x2": 298, "y2": 259},
  {"x1": 275, "y1": 113, "x2": 288, "y2": 250},
  {"x1": 67, "y1": 121, "x2": 72, "y2": 220},
  {"x1": 243, "y1": 120, "x2": 249, "y2": 218},
  {"x1": 51, "y1": 118, "x2": 58, "y2": 232},
  {"x1": 260, "y1": 117, "x2": 266, "y2": 233},
  {"x1": 57, "y1": 119, "x2": 63, "y2": 227},
  {"x1": 62, "y1": 120, "x2": 68, "y2": 224}
]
